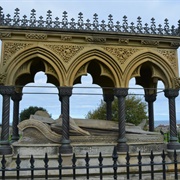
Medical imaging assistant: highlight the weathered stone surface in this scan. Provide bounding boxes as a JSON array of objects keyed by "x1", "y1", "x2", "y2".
[
  {"x1": 17, "y1": 116, "x2": 164, "y2": 145},
  {"x1": 13, "y1": 142, "x2": 60, "y2": 156},
  {"x1": 34, "y1": 110, "x2": 51, "y2": 118},
  {"x1": 30, "y1": 114, "x2": 55, "y2": 124},
  {"x1": 18, "y1": 119, "x2": 61, "y2": 143},
  {"x1": 53, "y1": 116, "x2": 91, "y2": 136}
]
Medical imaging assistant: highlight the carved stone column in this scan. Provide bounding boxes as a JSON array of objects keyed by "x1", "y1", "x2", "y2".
[
  {"x1": 114, "y1": 88, "x2": 129, "y2": 152},
  {"x1": 145, "y1": 94, "x2": 156, "y2": 132},
  {"x1": 58, "y1": 87, "x2": 73, "y2": 154},
  {"x1": 0, "y1": 86, "x2": 15, "y2": 155},
  {"x1": 164, "y1": 89, "x2": 180, "y2": 150},
  {"x1": 103, "y1": 93, "x2": 114, "y2": 120},
  {"x1": 11, "y1": 92, "x2": 22, "y2": 142},
  {"x1": 58, "y1": 89, "x2": 62, "y2": 114}
]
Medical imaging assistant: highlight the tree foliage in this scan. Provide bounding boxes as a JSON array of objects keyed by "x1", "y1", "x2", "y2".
[
  {"x1": 85, "y1": 95, "x2": 148, "y2": 125},
  {"x1": 19, "y1": 106, "x2": 48, "y2": 122}
]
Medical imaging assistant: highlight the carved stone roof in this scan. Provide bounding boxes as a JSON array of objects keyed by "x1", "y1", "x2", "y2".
[{"x1": 0, "y1": 6, "x2": 180, "y2": 37}]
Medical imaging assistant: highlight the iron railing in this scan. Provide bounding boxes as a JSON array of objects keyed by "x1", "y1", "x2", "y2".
[
  {"x1": 0, "y1": 6, "x2": 180, "y2": 36},
  {"x1": 0, "y1": 147, "x2": 179, "y2": 180}
]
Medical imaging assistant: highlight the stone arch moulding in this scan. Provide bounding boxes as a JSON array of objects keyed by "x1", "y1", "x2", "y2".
[
  {"x1": 123, "y1": 50, "x2": 178, "y2": 89},
  {"x1": 3, "y1": 46, "x2": 66, "y2": 86},
  {"x1": 68, "y1": 49, "x2": 123, "y2": 87}
]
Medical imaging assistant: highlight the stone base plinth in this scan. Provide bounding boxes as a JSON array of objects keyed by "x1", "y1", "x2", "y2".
[{"x1": 12, "y1": 142, "x2": 60, "y2": 156}]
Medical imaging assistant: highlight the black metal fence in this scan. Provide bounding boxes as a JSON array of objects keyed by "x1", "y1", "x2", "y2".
[{"x1": 0, "y1": 147, "x2": 179, "y2": 180}]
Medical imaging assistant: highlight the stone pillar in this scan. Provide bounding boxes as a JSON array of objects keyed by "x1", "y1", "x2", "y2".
[
  {"x1": 145, "y1": 94, "x2": 156, "y2": 132},
  {"x1": 164, "y1": 89, "x2": 180, "y2": 150},
  {"x1": 114, "y1": 88, "x2": 129, "y2": 152},
  {"x1": 0, "y1": 86, "x2": 14, "y2": 155},
  {"x1": 58, "y1": 90, "x2": 62, "y2": 114},
  {"x1": 103, "y1": 93, "x2": 114, "y2": 120},
  {"x1": 58, "y1": 87, "x2": 73, "y2": 154},
  {"x1": 11, "y1": 92, "x2": 22, "y2": 142}
]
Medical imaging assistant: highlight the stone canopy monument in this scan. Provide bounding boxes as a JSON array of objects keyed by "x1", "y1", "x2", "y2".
[
  {"x1": 0, "y1": 6, "x2": 180, "y2": 155},
  {"x1": 14, "y1": 111, "x2": 164, "y2": 156}
]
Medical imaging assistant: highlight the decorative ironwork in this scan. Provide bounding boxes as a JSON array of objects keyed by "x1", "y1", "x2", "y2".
[
  {"x1": 0, "y1": 6, "x2": 180, "y2": 36},
  {"x1": 0, "y1": 149, "x2": 180, "y2": 179}
]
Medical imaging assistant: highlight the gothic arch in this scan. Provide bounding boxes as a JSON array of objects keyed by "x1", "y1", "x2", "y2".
[
  {"x1": 4, "y1": 47, "x2": 66, "y2": 86},
  {"x1": 124, "y1": 50, "x2": 177, "y2": 89},
  {"x1": 68, "y1": 49, "x2": 122, "y2": 87}
]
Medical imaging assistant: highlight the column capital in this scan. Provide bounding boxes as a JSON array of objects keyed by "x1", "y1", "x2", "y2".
[
  {"x1": 164, "y1": 89, "x2": 179, "y2": 98},
  {"x1": 103, "y1": 93, "x2": 114, "y2": 102},
  {"x1": 58, "y1": 87, "x2": 72, "y2": 97},
  {"x1": 144, "y1": 94, "x2": 156, "y2": 102},
  {"x1": 11, "y1": 92, "x2": 22, "y2": 101},
  {"x1": 0, "y1": 85, "x2": 15, "y2": 95},
  {"x1": 114, "y1": 88, "x2": 128, "y2": 97}
]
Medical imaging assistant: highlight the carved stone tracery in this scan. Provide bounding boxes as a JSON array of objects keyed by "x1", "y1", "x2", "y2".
[
  {"x1": 85, "y1": 37, "x2": 106, "y2": 43},
  {"x1": 25, "y1": 33, "x2": 47, "y2": 40},
  {"x1": 3, "y1": 42, "x2": 32, "y2": 65},
  {"x1": 119, "y1": 38, "x2": 129, "y2": 44},
  {"x1": 103, "y1": 47, "x2": 140, "y2": 64},
  {"x1": 75, "y1": 63, "x2": 88, "y2": 79},
  {"x1": 44, "y1": 44, "x2": 84, "y2": 63},
  {"x1": 0, "y1": 33, "x2": 11, "y2": 38},
  {"x1": 174, "y1": 77, "x2": 180, "y2": 89},
  {"x1": 157, "y1": 49, "x2": 177, "y2": 69},
  {"x1": 47, "y1": 65, "x2": 56, "y2": 74},
  {"x1": 0, "y1": 73, "x2": 7, "y2": 84},
  {"x1": 60, "y1": 36, "x2": 72, "y2": 41},
  {"x1": 141, "y1": 40, "x2": 159, "y2": 46},
  {"x1": 99, "y1": 63, "x2": 113, "y2": 78}
]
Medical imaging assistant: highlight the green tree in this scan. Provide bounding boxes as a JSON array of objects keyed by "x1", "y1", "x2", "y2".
[
  {"x1": 85, "y1": 95, "x2": 148, "y2": 125},
  {"x1": 19, "y1": 106, "x2": 48, "y2": 122}
]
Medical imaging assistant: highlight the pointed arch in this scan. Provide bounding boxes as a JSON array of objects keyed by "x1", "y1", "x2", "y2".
[
  {"x1": 4, "y1": 46, "x2": 66, "y2": 86},
  {"x1": 124, "y1": 50, "x2": 178, "y2": 88},
  {"x1": 68, "y1": 49, "x2": 123, "y2": 87}
]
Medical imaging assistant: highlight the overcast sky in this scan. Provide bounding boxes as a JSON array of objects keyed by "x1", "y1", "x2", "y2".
[{"x1": 0, "y1": 0, "x2": 180, "y2": 124}]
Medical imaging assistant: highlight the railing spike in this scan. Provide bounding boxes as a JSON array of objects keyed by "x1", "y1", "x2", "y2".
[
  {"x1": 1, "y1": 155, "x2": 6, "y2": 179},
  {"x1": 85, "y1": 152, "x2": 90, "y2": 180},
  {"x1": 30, "y1": 155, "x2": 35, "y2": 179},
  {"x1": 58, "y1": 153, "x2": 63, "y2": 165},
  {"x1": 85, "y1": 152, "x2": 90, "y2": 163},
  {"x1": 72, "y1": 153, "x2": 76, "y2": 179},
  {"x1": 72, "y1": 153, "x2": 77, "y2": 164},
  {"x1": 44, "y1": 152, "x2": 49, "y2": 164},
  {"x1": 44, "y1": 153, "x2": 49, "y2": 179}
]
